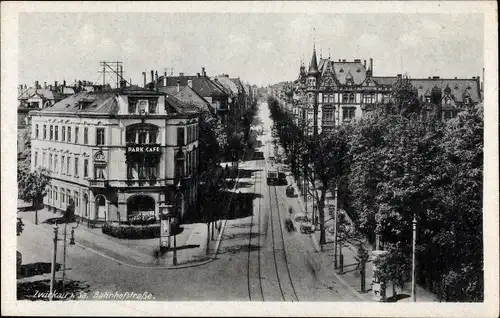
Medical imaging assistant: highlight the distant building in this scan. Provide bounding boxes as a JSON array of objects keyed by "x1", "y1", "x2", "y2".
[
  {"x1": 30, "y1": 85, "x2": 201, "y2": 223},
  {"x1": 289, "y1": 45, "x2": 483, "y2": 134}
]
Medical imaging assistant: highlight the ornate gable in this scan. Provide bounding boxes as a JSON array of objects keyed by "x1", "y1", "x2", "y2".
[{"x1": 319, "y1": 60, "x2": 337, "y2": 90}]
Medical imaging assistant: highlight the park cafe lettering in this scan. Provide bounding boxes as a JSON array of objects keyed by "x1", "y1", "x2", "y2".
[{"x1": 127, "y1": 145, "x2": 160, "y2": 153}]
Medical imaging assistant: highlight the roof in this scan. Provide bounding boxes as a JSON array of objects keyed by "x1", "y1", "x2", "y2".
[
  {"x1": 164, "y1": 94, "x2": 200, "y2": 115},
  {"x1": 372, "y1": 76, "x2": 398, "y2": 86},
  {"x1": 409, "y1": 78, "x2": 481, "y2": 103},
  {"x1": 229, "y1": 77, "x2": 245, "y2": 93},
  {"x1": 214, "y1": 76, "x2": 239, "y2": 96},
  {"x1": 332, "y1": 61, "x2": 366, "y2": 85},
  {"x1": 157, "y1": 76, "x2": 228, "y2": 98},
  {"x1": 18, "y1": 87, "x2": 62, "y2": 101},
  {"x1": 308, "y1": 48, "x2": 319, "y2": 76},
  {"x1": 160, "y1": 85, "x2": 214, "y2": 115}
]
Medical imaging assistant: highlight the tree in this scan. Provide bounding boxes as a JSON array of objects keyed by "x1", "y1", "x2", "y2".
[
  {"x1": 355, "y1": 242, "x2": 370, "y2": 292},
  {"x1": 18, "y1": 168, "x2": 51, "y2": 225},
  {"x1": 372, "y1": 244, "x2": 411, "y2": 300},
  {"x1": 306, "y1": 127, "x2": 350, "y2": 248},
  {"x1": 17, "y1": 217, "x2": 25, "y2": 236},
  {"x1": 17, "y1": 125, "x2": 32, "y2": 183}
]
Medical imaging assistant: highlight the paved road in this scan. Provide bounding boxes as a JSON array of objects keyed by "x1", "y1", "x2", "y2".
[{"x1": 17, "y1": 99, "x2": 358, "y2": 301}]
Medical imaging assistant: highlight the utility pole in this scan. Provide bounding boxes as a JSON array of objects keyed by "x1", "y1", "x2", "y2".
[
  {"x1": 49, "y1": 224, "x2": 58, "y2": 301},
  {"x1": 411, "y1": 214, "x2": 417, "y2": 302}
]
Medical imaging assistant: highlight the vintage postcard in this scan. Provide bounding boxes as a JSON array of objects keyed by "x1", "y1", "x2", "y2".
[{"x1": 1, "y1": 1, "x2": 498, "y2": 317}]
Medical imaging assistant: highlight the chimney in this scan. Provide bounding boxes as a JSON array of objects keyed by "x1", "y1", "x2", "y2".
[
  {"x1": 35, "y1": 81, "x2": 39, "y2": 89},
  {"x1": 63, "y1": 80, "x2": 66, "y2": 87},
  {"x1": 120, "y1": 65, "x2": 123, "y2": 81},
  {"x1": 177, "y1": 80, "x2": 180, "y2": 92},
  {"x1": 342, "y1": 59, "x2": 346, "y2": 62},
  {"x1": 142, "y1": 72, "x2": 147, "y2": 88},
  {"x1": 163, "y1": 72, "x2": 167, "y2": 87},
  {"x1": 44, "y1": 81, "x2": 47, "y2": 88},
  {"x1": 433, "y1": 76, "x2": 440, "y2": 79},
  {"x1": 54, "y1": 81, "x2": 58, "y2": 88},
  {"x1": 454, "y1": 77, "x2": 457, "y2": 79},
  {"x1": 150, "y1": 70, "x2": 154, "y2": 85},
  {"x1": 472, "y1": 76, "x2": 475, "y2": 79},
  {"x1": 202, "y1": 67, "x2": 206, "y2": 77},
  {"x1": 397, "y1": 74, "x2": 402, "y2": 78},
  {"x1": 120, "y1": 79, "x2": 127, "y2": 88},
  {"x1": 364, "y1": 60, "x2": 367, "y2": 68},
  {"x1": 49, "y1": 85, "x2": 53, "y2": 90},
  {"x1": 155, "y1": 71, "x2": 158, "y2": 83},
  {"x1": 197, "y1": 73, "x2": 200, "y2": 78},
  {"x1": 369, "y1": 58, "x2": 373, "y2": 72},
  {"x1": 187, "y1": 79, "x2": 193, "y2": 88}
]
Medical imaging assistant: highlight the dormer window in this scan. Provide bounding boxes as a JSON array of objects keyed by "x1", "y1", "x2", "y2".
[
  {"x1": 444, "y1": 97, "x2": 451, "y2": 105},
  {"x1": 339, "y1": 69, "x2": 344, "y2": 73},
  {"x1": 464, "y1": 96, "x2": 471, "y2": 104}
]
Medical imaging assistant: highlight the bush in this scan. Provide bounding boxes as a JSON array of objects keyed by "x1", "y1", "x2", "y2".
[
  {"x1": 126, "y1": 213, "x2": 157, "y2": 225},
  {"x1": 102, "y1": 222, "x2": 160, "y2": 239}
]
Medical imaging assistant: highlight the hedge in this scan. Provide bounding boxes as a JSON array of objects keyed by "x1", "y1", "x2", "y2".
[{"x1": 102, "y1": 222, "x2": 160, "y2": 239}]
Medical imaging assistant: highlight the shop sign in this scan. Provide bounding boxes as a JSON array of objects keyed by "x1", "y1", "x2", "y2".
[{"x1": 126, "y1": 144, "x2": 161, "y2": 153}]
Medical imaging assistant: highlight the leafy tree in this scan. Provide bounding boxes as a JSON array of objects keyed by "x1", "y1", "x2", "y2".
[
  {"x1": 355, "y1": 242, "x2": 370, "y2": 292},
  {"x1": 372, "y1": 244, "x2": 411, "y2": 299},
  {"x1": 17, "y1": 125, "x2": 32, "y2": 183},
  {"x1": 18, "y1": 168, "x2": 51, "y2": 225},
  {"x1": 17, "y1": 217, "x2": 25, "y2": 236}
]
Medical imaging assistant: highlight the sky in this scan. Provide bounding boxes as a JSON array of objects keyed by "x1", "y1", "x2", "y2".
[{"x1": 18, "y1": 12, "x2": 484, "y2": 88}]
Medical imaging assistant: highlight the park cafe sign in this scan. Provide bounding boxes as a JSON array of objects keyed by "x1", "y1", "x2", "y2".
[{"x1": 126, "y1": 145, "x2": 161, "y2": 153}]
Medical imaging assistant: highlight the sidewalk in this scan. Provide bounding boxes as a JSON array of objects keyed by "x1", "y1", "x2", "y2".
[{"x1": 285, "y1": 173, "x2": 439, "y2": 302}]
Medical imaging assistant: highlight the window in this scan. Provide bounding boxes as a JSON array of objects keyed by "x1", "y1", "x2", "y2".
[
  {"x1": 323, "y1": 109, "x2": 334, "y2": 122},
  {"x1": 75, "y1": 127, "x2": 79, "y2": 143},
  {"x1": 67, "y1": 156, "x2": 71, "y2": 175},
  {"x1": 177, "y1": 127, "x2": 185, "y2": 145},
  {"x1": 54, "y1": 186, "x2": 58, "y2": 202},
  {"x1": 43, "y1": 125, "x2": 47, "y2": 139},
  {"x1": 364, "y1": 94, "x2": 374, "y2": 104},
  {"x1": 84, "y1": 127, "x2": 88, "y2": 145},
  {"x1": 74, "y1": 191, "x2": 79, "y2": 208},
  {"x1": 94, "y1": 166, "x2": 106, "y2": 179},
  {"x1": 74, "y1": 158, "x2": 79, "y2": 177},
  {"x1": 444, "y1": 97, "x2": 451, "y2": 105},
  {"x1": 464, "y1": 96, "x2": 471, "y2": 104},
  {"x1": 138, "y1": 131, "x2": 147, "y2": 144},
  {"x1": 61, "y1": 156, "x2": 65, "y2": 174},
  {"x1": 35, "y1": 124, "x2": 39, "y2": 139},
  {"x1": 49, "y1": 154, "x2": 53, "y2": 172},
  {"x1": 128, "y1": 98, "x2": 138, "y2": 113},
  {"x1": 42, "y1": 152, "x2": 46, "y2": 168},
  {"x1": 148, "y1": 98, "x2": 158, "y2": 114},
  {"x1": 34, "y1": 151, "x2": 38, "y2": 167},
  {"x1": 96, "y1": 128, "x2": 105, "y2": 146},
  {"x1": 62, "y1": 126, "x2": 66, "y2": 141},
  {"x1": 55, "y1": 126, "x2": 59, "y2": 141},
  {"x1": 54, "y1": 155, "x2": 58, "y2": 173},
  {"x1": 443, "y1": 111, "x2": 454, "y2": 120},
  {"x1": 149, "y1": 130, "x2": 157, "y2": 144},
  {"x1": 343, "y1": 107, "x2": 356, "y2": 121},
  {"x1": 84, "y1": 159, "x2": 89, "y2": 177},
  {"x1": 138, "y1": 100, "x2": 148, "y2": 114},
  {"x1": 61, "y1": 188, "x2": 65, "y2": 205},
  {"x1": 50, "y1": 125, "x2": 53, "y2": 140},
  {"x1": 68, "y1": 127, "x2": 72, "y2": 142}
]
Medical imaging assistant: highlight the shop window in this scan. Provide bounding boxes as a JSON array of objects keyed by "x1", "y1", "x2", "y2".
[
  {"x1": 149, "y1": 130, "x2": 157, "y2": 144},
  {"x1": 138, "y1": 131, "x2": 148, "y2": 144}
]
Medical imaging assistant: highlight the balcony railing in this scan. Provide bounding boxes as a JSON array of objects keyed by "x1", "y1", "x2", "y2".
[{"x1": 88, "y1": 179, "x2": 108, "y2": 188}]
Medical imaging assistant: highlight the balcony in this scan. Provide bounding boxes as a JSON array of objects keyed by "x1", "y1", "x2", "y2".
[{"x1": 88, "y1": 179, "x2": 109, "y2": 188}]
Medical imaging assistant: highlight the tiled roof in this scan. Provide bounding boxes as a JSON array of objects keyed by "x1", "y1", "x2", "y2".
[
  {"x1": 160, "y1": 85, "x2": 214, "y2": 115},
  {"x1": 332, "y1": 61, "x2": 366, "y2": 85},
  {"x1": 158, "y1": 76, "x2": 228, "y2": 98},
  {"x1": 229, "y1": 77, "x2": 244, "y2": 93},
  {"x1": 318, "y1": 58, "x2": 329, "y2": 73},
  {"x1": 409, "y1": 78, "x2": 481, "y2": 103},
  {"x1": 164, "y1": 94, "x2": 200, "y2": 115},
  {"x1": 372, "y1": 76, "x2": 398, "y2": 86},
  {"x1": 214, "y1": 76, "x2": 239, "y2": 96},
  {"x1": 18, "y1": 87, "x2": 63, "y2": 101},
  {"x1": 40, "y1": 91, "x2": 119, "y2": 114}
]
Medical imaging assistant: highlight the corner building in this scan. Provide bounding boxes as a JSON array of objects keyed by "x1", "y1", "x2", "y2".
[{"x1": 30, "y1": 86, "x2": 200, "y2": 223}]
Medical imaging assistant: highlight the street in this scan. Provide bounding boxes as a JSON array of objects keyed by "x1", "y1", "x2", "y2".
[{"x1": 17, "y1": 99, "x2": 358, "y2": 301}]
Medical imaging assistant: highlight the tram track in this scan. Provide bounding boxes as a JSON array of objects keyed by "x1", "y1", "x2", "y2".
[{"x1": 247, "y1": 168, "x2": 264, "y2": 301}]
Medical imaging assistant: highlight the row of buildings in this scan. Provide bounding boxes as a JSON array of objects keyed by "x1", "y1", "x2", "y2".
[
  {"x1": 21, "y1": 67, "x2": 258, "y2": 224},
  {"x1": 270, "y1": 45, "x2": 483, "y2": 135}
]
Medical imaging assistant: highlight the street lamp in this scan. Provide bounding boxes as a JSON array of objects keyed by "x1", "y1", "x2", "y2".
[
  {"x1": 172, "y1": 179, "x2": 184, "y2": 266},
  {"x1": 333, "y1": 183, "x2": 339, "y2": 268}
]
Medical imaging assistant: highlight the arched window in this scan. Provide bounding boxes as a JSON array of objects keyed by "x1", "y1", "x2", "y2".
[
  {"x1": 175, "y1": 150, "x2": 185, "y2": 179},
  {"x1": 126, "y1": 123, "x2": 159, "y2": 145}
]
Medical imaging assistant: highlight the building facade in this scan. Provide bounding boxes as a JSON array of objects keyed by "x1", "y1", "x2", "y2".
[
  {"x1": 30, "y1": 85, "x2": 200, "y2": 223},
  {"x1": 290, "y1": 46, "x2": 483, "y2": 134}
]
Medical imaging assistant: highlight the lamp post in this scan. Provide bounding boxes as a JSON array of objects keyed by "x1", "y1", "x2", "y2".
[
  {"x1": 49, "y1": 223, "x2": 58, "y2": 301},
  {"x1": 172, "y1": 180, "x2": 184, "y2": 266},
  {"x1": 411, "y1": 214, "x2": 417, "y2": 302},
  {"x1": 62, "y1": 200, "x2": 80, "y2": 294}
]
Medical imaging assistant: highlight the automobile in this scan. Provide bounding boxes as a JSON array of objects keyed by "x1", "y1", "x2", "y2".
[
  {"x1": 278, "y1": 172, "x2": 287, "y2": 185},
  {"x1": 267, "y1": 170, "x2": 278, "y2": 185},
  {"x1": 300, "y1": 222, "x2": 315, "y2": 234},
  {"x1": 286, "y1": 185, "x2": 295, "y2": 197}
]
